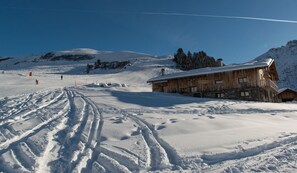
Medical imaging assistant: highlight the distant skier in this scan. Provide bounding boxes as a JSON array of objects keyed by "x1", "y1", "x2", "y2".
[
  {"x1": 61, "y1": 75, "x2": 63, "y2": 80},
  {"x1": 35, "y1": 79, "x2": 39, "y2": 85}
]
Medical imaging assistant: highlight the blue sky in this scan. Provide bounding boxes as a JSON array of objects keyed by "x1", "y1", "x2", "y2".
[{"x1": 1, "y1": 0, "x2": 297, "y2": 63}]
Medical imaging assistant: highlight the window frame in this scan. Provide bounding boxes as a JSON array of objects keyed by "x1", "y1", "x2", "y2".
[
  {"x1": 240, "y1": 91, "x2": 250, "y2": 97},
  {"x1": 215, "y1": 80, "x2": 223, "y2": 84},
  {"x1": 191, "y1": 86, "x2": 197, "y2": 93},
  {"x1": 238, "y1": 77, "x2": 247, "y2": 84},
  {"x1": 216, "y1": 93, "x2": 225, "y2": 98}
]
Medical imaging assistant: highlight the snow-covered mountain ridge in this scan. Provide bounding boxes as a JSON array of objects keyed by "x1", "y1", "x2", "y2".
[
  {"x1": 255, "y1": 40, "x2": 297, "y2": 90},
  {"x1": 0, "y1": 49, "x2": 155, "y2": 68},
  {"x1": 1, "y1": 41, "x2": 297, "y2": 90},
  {"x1": 0, "y1": 49, "x2": 172, "y2": 70},
  {"x1": 0, "y1": 49, "x2": 176, "y2": 85}
]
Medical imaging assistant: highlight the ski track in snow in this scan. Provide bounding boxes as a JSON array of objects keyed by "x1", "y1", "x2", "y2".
[
  {"x1": 0, "y1": 88, "x2": 69, "y2": 172},
  {"x1": 0, "y1": 87, "x2": 296, "y2": 172},
  {"x1": 205, "y1": 140, "x2": 297, "y2": 172},
  {"x1": 41, "y1": 88, "x2": 135, "y2": 173},
  {"x1": 71, "y1": 96, "x2": 184, "y2": 172},
  {"x1": 123, "y1": 112, "x2": 182, "y2": 170},
  {"x1": 0, "y1": 90, "x2": 64, "y2": 127}
]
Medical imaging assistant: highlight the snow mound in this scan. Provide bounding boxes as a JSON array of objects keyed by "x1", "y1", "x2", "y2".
[{"x1": 85, "y1": 82, "x2": 128, "y2": 88}]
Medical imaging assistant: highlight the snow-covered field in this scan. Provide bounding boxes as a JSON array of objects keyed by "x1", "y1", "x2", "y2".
[{"x1": 0, "y1": 50, "x2": 296, "y2": 172}]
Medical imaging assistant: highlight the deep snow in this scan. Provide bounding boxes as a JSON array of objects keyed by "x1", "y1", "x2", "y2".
[{"x1": 0, "y1": 50, "x2": 296, "y2": 172}]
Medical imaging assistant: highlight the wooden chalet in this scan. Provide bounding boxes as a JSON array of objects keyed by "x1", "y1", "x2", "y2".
[
  {"x1": 278, "y1": 88, "x2": 297, "y2": 102},
  {"x1": 147, "y1": 58, "x2": 279, "y2": 102}
]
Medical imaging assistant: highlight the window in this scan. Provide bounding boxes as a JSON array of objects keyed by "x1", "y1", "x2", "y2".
[
  {"x1": 238, "y1": 77, "x2": 247, "y2": 84},
  {"x1": 215, "y1": 80, "x2": 223, "y2": 84},
  {"x1": 191, "y1": 87, "x2": 197, "y2": 93},
  {"x1": 216, "y1": 93, "x2": 224, "y2": 98},
  {"x1": 189, "y1": 79, "x2": 195, "y2": 86},
  {"x1": 240, "y1": 91, "x2": 250, "y2": 97}
]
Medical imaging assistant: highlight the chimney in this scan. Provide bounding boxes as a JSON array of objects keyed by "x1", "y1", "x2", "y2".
[
  {"x1": 217, "y1": 58, "x2": 223, "y2": 67},
  {"x1": 161, "y1": 68, "x2": 165, "y2": 76}
]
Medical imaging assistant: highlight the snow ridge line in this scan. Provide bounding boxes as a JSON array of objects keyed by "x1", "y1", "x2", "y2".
[
  {"x1": 62, "y1": 89, "x2": 105, "y2": 173},
  {"x1": 140, "y1": 112, "x2": 183, "y2": 169},
  {"x1": 0, "y1": 96, "x2": 8, "y2": 107},
  {"x1": 72, "y1": 89, "x2": 137, "y2": 173},
  {"x1": 61, "y1": 89, "x2": 184, "y2": 172},
  {"x1": 0, "y1": 93, "x2": 33, "y2": 124},
  {"x1": 0, "y1": 90, "x2": 68, "y2": 151},
  {"x1": 0, "y1": 89, "x2": 70, "y2": 173},
  {"x1": 0, "y1": 90, "x2": 57, "y2": 120},
  {"x1": 46, "y1": 89, "x2": 91, "y2": 173},
  {"x1": 65, "y1": 91, "x2": 88, "y2": 140},
  {"x1": 0, "y1": 150, "x2": 30, "y2": 173},
  {"x1": 31, "y1": 90, "x2": 53, "y2": 105},
  {"x1": 6, "y1": 93, "x2": 33, "y2": 117},
  {"x1": 36, "y1": 90, "x2": 70, "y2": 173},
  {"x1": 76, "y1": 99, "x2": 183, "y2": 171},
  {"x1": 0, "y1": 96, "x2": 67, "y2": 172},
  {"x1": 124, "y1": 112, "x2": 173, "y2": 170},
  {"x1": 111, "y1": 145, "x2": 145, "y2": 163},
  {"x1": 0, "y1": 93, "x2": 31, "y2": 108},
  {"x1": 0, "y1": 89, "x2": 65, "y2": 127},
  {"x1": 142, "y1": 117, "x2": 182, "y2": 166},
  {"x1": 201, "y1": 135, "x2": 297, "y2": 165},
  {"x1": 76, "y1": 92, "x2": 109, "y2": 173},
  {"x1": 100, "y1": 146, "x2": 140, "y2": 171},
  {"x1": 12, "y1": 142, "x2": 36, "y2": 171},
  {"x1": 10, "y1": 149, "x2": 30, "y2": 173},
  {"x1": 96, "y1": 152, "x2": 130, "y2": 173}
]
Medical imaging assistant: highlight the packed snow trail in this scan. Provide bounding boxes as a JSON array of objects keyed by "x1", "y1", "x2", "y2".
[
  {"x1": 0, "y1": 86, "x2": 296, "y2": 172},
  {"x1": 205, "y1": 138, "x2": 297, "y2": 172},
  {"x1": 70, "y1": 89, "x2": 140, "y2": 173},
  {"x1": 44, "y1": 89, "x2": 104, "y2": 173},
  {"x1": 0, "y1": 89, "x2": 69, "y2": 172},
  {"x1": 50, "y1": 87, "x2": 185, "y2": 172},
  {"x1": 122, "y1": 112, "x2": 182, "y2": 170},
  {"x1": 64, "y1": 90, "x2": 184, "y2": 172}
]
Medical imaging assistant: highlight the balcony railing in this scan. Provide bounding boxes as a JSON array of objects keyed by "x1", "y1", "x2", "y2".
[
  {"x1": 259, "y1": 79, "x2": 278, "y2": 91},
  {"x1": 192, "y1": 79, "x2": 278, "y2": 92},
  {"x1": 196, "y1": 84, "x2": 225, "y2": 92}
]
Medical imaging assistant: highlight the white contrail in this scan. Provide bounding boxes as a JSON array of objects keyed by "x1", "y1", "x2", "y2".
[
  {"x1": 142, "y1": 12, "x2": 297, "y2": 24},
  {"x1": 3, "y1": 7, "x2": 297, "y2": 24}
]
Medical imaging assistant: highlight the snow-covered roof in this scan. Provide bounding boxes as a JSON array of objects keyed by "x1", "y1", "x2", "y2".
[
  {"x1": 278, "y1": 88, "x2": 297, "y2": 93},
  {"x1": 148, "y1": 58, "x2": 274, "y2": 83}
]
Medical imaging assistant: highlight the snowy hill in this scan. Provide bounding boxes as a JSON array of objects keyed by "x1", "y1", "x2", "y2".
[
  {"x1": 0, "y1": 49, "x2": 157, "y2": 71},
  {"x1": 255, "y1": 40, "x2": 297, "y2": 90},
  {"x1": 0, "y1": 49, "x2": 177, "y2": 84},
  {"x1": 0, "y1": 48, "x2": 297, "y2": 172}
]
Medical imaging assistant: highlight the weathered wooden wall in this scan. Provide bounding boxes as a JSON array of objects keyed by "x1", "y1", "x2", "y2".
[
  {"x1": 278, "y1": 90, "x2": 297, "y2": 101},
  {"x1": 152, "y1": 66, "x2": 279, "y2": 102},
  {"x1": 153, "y1": 68, "x2": 260, "y2": 92}
]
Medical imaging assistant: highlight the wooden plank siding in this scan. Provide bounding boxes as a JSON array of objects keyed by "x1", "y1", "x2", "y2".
[
  {"x1": 152, "y1": 67, "x2": 279, "y2": 102},
  {"x1": 278, "y1": 89, "x2": 297, "y2": 102}
]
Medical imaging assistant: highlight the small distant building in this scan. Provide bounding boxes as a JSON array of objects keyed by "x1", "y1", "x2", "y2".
[
  {"x1": 147, "y1": 58, "x2": 279, "y2": 102},
  {"x1": 278, "y1": 88, "x2": 297, "y2": 102}
]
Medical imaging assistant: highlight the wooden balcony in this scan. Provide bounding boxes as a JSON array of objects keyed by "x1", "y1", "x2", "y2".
[
  {"x1": 259, "y1": 79, "x2": 278, "y2": 91},
  {"x1": 193, "y1": 79, "x2": 278, "y2": 93}
]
